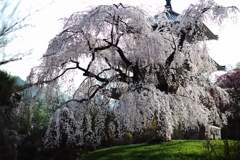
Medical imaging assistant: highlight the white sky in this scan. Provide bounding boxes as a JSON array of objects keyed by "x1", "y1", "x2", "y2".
[{"x1": 1, "y1": 0, "x2": 240, "y2": 80}]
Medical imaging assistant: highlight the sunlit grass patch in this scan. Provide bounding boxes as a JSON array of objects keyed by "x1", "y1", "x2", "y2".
[{"x1": 79, "y1": 140, "x2": 214, "y2": 160}]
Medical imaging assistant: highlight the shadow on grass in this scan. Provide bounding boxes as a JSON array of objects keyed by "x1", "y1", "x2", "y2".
[{"x1": 80, "y1": 140, "x2": 208, "y2": 160}]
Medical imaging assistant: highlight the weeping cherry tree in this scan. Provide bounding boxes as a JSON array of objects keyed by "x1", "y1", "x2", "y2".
[{"x1": 26, "y1": 0, "x2": 238, "y2": 147}]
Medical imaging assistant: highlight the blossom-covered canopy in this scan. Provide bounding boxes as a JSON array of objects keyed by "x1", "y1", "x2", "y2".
[{"x1": 25, "y1": 0, "x2": 238, "y2": 147}]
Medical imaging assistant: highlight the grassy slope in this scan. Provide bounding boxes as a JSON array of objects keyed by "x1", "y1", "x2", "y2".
[{"x1": 79, "y1": 140, "x2": 223, "y2": 160}]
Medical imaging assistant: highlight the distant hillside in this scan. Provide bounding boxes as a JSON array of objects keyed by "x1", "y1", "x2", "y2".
[
  {"x1": 12, "y1": 74, "x2": 70, "y2": 101},
  {"x1": 13, "y1": 76, "x2": 25, "y2": 86}
]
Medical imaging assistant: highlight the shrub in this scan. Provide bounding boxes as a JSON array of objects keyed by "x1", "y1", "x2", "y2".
[
  {"x1": 121, "y1": 132, "x2": 133, "y2": 144},
  {"x1": 0, "y1": 70, "x2": 20, "y2": 106}
]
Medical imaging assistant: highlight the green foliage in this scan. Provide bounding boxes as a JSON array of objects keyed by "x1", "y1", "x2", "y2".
[
  {"x1": 19, "y1": 93, "x2": 66, "y2": 144},
  {"x1": 18, "y1": 100, "x2": 50, "y2": 137},
  {"x1": 133, "y1": 117, "x2": 158, "y2": 143},
  {"x1": 204, "y1": 139, "x2": 240, "y2": 160},
  {"x1": 0, "y1": 70, "x2": 20, "y2": 106},
  {"x1": 143, "y1": 118, "x2": 157, "y2": 141},
  {"x1": 121, "y1": 133, "x2": 133, "y2": 145},
  {"x1": 0, "y1": 123, "x2": 9, "y2": 149},
  {"x1": 236, "y1": 62, "x2": 240, "y2": 68}
]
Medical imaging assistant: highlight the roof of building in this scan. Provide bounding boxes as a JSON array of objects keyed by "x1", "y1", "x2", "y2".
[
  {"x1": 152, "y1": 0, "x2": 223, "y2": 71},
  {"x1": 153, "y1": 0, "x2": 218, "y2": 40},
  {"x1": 164, "y1": 10, "x2": 180, "y2": 21},
  {"x1": 163, "y1": 0, "x2": 180, "y2": 21}
]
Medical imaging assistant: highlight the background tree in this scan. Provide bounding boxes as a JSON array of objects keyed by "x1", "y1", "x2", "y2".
[
  {"x1": 216, "y1": 68, "x2": 240, "y2": 113},
  {"x1": 216, "y1": 68, "x2": 240, "y2": 139},
  {"x1": 26, "y1": 1, "x2": 238, "y2": 147},
  {"x1": 236, "y1": 62, "x2": 240, "y2": 68},
  {"x1": 0, "y1": 0, "x2": 31, "y2": 65},
  {"x1": 0, "y1": 70, "x2": 21, "y2": 106},
  {"x1": 0, "y1": 70, "x2": 21, "y2": 150},
  {"x1": 17, "y1": 87, "x2": 67, "y2": 147},
  {"x1": 0, "y1": 0, "x2": 52, "y2": 66},
  {"x1": 18, "y1": 100, "x2": 50, "y2": 145}
]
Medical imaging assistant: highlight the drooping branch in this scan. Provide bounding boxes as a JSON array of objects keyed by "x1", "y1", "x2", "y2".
[
  {"x1": 77, "y1": 83, "x2": 109, "y2": 103},
  {"x1": 0, "y1": 57, "x2": 22, "y2": 65},
  {"x1": 19, "y1": 66, "x2": 78, "y2": 91}
]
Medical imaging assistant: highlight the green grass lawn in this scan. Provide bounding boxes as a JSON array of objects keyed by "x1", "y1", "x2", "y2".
[{"x1": 79, "y1": 140, "x2": 237, "y2": 160}]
